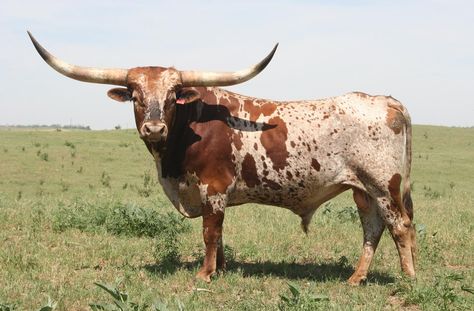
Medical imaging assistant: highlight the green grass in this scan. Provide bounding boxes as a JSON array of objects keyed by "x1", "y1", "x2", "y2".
[{"x1": 0, "y1": 125, "x2": 473, "y2": 310}]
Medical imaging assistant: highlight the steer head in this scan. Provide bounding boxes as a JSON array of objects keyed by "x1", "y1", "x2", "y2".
[
  {"x1": 28, "y1": 31, "x2": 277, "y2": 147},
  {"x1": 107, "y1": 67, "x2": 182, "y2": 144}
]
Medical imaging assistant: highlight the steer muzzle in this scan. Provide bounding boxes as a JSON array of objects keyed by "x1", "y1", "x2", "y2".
[{"x1": 139, "y1": 121, "x2": 168, "y2": 142}]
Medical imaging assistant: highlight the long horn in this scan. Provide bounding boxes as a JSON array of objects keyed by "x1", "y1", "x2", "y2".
[
  {"x1": 180, "y1": 43, "x2": 278, "y2": 87},
  {"x1": 27, "y1": 31, "x2": 128, "y2": 86}
]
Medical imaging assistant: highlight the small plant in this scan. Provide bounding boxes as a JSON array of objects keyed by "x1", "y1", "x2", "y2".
[
  {"x1": 90, "y1": 281, "x2": 183, "y2": 311},
  {"x1": 38, "y1": 151, "x2": 49, "y2": 161},
  {"x1": 64, "y1": 141, "x2": 76, "y2": 149},
  {"x1": 118, "y1": 142, "x2": 130, "y2": 148},
  {"x1": 16, "y1": 191, "x2": 22, "y2": 201},
  {"x1": 449, "y1": 182, "x2": 455, "y2": 190},
  {"x1": 0, "y1": 302, "x2": 17, "y2": 311},
  {"x1": 90, "y1": 281, "x2": 141, "y2": 311},
  {"x1": 37, "y1": 297, "x2": 57, "y2": 311},
  {"x1": 423, "y1": 185, "x2": 441, "y2": 199},
  {"x1": 320, "y1": 204, "x2": 358, "y2": 223},
  {"x1": 417, "y1": 224, "x2": 443, "y2": 265},
  {"x1": 336, "y1": 206, "x2": 358, "y2": 223},
  {"x1": 60, "y1": 180, "x2": 69, "y2": 192},
  {"x1": 393, "y1": 273, "x2": 473, "y2": 310},
  {"x1": 278, "y1": 282, "x2": 329, "y2": 311},
  {"x1": 132, "y1": 172, "x2": 155, "y2": 197},
  {"x1": 101, "y1": 172, "x2": 111, "y2": 188}
]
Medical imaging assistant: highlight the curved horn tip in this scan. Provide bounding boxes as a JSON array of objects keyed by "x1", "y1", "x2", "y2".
[{"x1": 27, "y1": 31, "x2": 37, "y2": 45}]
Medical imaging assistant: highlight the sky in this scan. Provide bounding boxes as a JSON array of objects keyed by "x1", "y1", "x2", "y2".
[{"x1": 0, "y1": 0, "x2": 473, "y2": 129}]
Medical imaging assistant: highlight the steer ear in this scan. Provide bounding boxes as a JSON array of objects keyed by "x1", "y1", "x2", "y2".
[
  {"x1": 107, "y1": 87, "x2": 132, "y2": 102},
  {"x1": 176, "y1": 89, "x2": 201, "y2": 105}
]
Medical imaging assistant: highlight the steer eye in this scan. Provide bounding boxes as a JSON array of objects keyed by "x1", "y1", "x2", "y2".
[{"x1": 133, "y1": 98, "x2": 146, "y2": 108}]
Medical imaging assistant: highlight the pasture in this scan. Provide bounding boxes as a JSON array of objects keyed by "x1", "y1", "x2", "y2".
[{"x1": 0, "y1": 125, "x2": 473, "y2": 310}]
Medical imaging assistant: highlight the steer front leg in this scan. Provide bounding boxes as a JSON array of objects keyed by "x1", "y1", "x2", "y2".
[{"x1": 196, "y1": 199, "x2": 225, "y2": 283}]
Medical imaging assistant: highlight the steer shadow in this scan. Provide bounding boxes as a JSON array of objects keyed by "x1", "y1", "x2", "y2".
[{"x1": 143, "y1": 258, "x2": 395, "y2": 284}]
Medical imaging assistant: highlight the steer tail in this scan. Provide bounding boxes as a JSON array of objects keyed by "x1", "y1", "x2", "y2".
[
  {"x1": 401, "y1": 107, "x2": 413, "y2": 221},
  {"x1": 401, "y1": 104, "x2": 416, "y2": 265}
]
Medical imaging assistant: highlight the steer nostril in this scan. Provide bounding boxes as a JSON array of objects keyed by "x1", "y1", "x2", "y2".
[
  {"x1": 143, "y1": 125, "x2": 152, "y2": 135},
  {"x1": 159, "y1": 126, "x2": 165, "y2": 135}
]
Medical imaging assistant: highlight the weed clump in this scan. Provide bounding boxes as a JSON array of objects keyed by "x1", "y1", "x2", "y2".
[
  {"x1": 105, "y1": 203, "x2": 189, "y2": 238},
  {"x1": 101, "y1": 172, "x2": 111, "y2": 188},
  {"x1": 52, "y1": 200, "x2": 109, "y2": 233},
  {"x1": 393, "y1": 273, "x2": 473, "y2": 310},
  {"x1": 51, "y1": 200, "x2": 190, "y2": 266}
]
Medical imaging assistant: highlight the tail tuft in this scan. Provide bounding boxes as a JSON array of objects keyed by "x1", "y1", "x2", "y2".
[{"x1": 300, "y1": 209, "x2": 316, "y2": 235}]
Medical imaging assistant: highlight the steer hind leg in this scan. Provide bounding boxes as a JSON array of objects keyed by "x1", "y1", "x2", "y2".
[
  {"x1": 196, "y1": 198, "x2": 225, "y2": 283},
  {"x1": 376, "y1": 195, "x2": 416, "y2": 278},
  {"x1": 348, "y1": 188, "x2": 385, "y2": 285}
]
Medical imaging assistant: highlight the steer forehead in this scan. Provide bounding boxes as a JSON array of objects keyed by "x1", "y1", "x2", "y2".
[{"x1": 127, "y1": 67, "x2": 181, "y2": 100}]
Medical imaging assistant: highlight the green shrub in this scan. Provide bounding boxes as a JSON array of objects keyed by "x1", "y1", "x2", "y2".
[
  {"x1": 52, "y1": 200, "x2": 190, "y2": 239},
  {"x1": 393, "y1": 273, "x2": 473, "y2": 310},
  {"x1": 52, "y1": 200, "x2": 109, "y2": 233}
]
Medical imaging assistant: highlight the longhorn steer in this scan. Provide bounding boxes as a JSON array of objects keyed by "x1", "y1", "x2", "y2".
[{"x1": 28, "y1": 32, "x2": 416, "y2": 284}]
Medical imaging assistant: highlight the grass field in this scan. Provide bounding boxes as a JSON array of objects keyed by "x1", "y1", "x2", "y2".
[{"x1": 0, "y1": 125, "x2": 473, "y2": 310}]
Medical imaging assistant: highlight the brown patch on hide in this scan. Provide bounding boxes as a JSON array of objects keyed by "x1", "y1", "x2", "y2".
[
  {"x1": 386, "y1": 105, "x2": 406, "y2": 135},
  {"x1": 241, "y1": 153, "x2": 260, "y2": 187},
  {"x1": 184, "y1": 120, "x2": 236, "y2": 196},
  {"x1": 311, "y1": 158, "x2": 321, "y2": 171},
  {"x1": 262, "y1": 177, "x2": 282, "y2": 190},
  {"x1": 388, "y1": 173, "x2": 405, "y2": 214},
  {"x1": 259, "y1": 116, "x2": 289, "y2": 171},
  {"x1": 244, "y1": 99, "x2": 277, "y2": 122},
  {"x1": 199, "y1": 88, "x2": 218, "y2": 104},
  {"x1": 227, "y1": 95, "x2": 241, "y2": 116},
  {"x1": 352, "y1": 189, "x2": 369, "y2": 213}
]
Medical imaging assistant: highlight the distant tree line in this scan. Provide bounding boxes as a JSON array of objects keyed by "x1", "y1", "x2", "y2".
[{"x1": 0, "y1": 124, "x2": 91, "y2": 130}]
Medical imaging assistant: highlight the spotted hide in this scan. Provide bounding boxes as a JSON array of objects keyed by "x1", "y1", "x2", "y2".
[{"x1": 29, "y1": 32, "x2": 415, "y2": 285}]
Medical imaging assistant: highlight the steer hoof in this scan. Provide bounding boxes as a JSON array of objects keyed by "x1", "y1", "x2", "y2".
[
  {"x1": 196, "y1": 270, "x2": 214, "y2": 283},
  {"x1": 347, "y1": 274, "x2": 366, "y2": 286}
]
